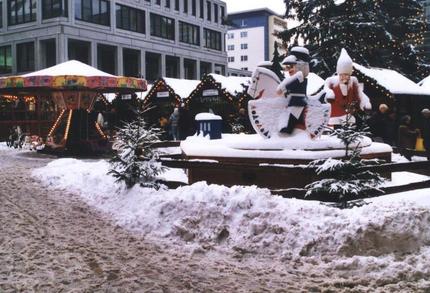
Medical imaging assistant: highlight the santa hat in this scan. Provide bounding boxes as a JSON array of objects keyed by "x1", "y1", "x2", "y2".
[
  {"x1": 282, "y1": 46, "x2": 310, "y2": 65},
  {"x1": 336, "y1": 48, "x2": 353, "y2": 75}
]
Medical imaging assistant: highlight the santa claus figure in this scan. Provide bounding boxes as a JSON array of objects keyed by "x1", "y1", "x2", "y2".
[
  {"x1": 276, "y1": 46, "x2": 310, "y2": 134},
  {"x1": 324, "y1": 48, "x2": 371, "y2": 126}
]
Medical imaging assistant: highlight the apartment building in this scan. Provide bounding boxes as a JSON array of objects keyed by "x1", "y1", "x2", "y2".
[
  {"x1": 226, "y1": 8, "x2": 287, "y2": 73},
  {"x1": 0, "y1": 0, "x2": 227, "y2": 81}
]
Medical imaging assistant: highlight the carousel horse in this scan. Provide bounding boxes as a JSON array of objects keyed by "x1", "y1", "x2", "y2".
[{"x1": 247, "y1": 67, "x2": 331, "y2": 139}]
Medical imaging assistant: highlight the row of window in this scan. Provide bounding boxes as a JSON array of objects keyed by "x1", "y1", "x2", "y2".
[
  {"x1": 227, "y1": 56, "x2": 248, "y2": 62},
  {"x1": 2, "y1": 1, "x2": 222, "y2": 50},
  {"x1": 227, "y1": 44, "x2": 248, "y2": 51},
  {"x1": 227, "y1": 31, "x2": 248, "y2": 39},
  {"x1": 0, "y1": 40, "x2": 225, "y2": 78},
  {"x1": 2, "y1": 0, "x2": 225, "y2": 27}
]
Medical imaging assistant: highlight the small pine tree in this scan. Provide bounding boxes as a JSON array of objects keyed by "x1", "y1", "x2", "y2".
[
  {"x1": 271, "y1": 41, "x2": 285, "y2": 80},
  {"x1": 108, "y1": 110, "x2": 165, "y2": 189},
  {"x1": 305, "y1": 113, "x2": 385, "y2": 208}
]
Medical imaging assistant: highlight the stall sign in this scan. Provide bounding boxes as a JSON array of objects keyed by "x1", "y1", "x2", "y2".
[
  {"x1": 203, "y1": 89, "x2": 219, "y2": 97},
  {"x1": 157, "y1": 91, "x2": 170, "y2": 98}
]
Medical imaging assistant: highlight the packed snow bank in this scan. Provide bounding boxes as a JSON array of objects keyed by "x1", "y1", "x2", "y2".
[{"x1": 33, "y1": 158, "x2": 430, "y2": 259}]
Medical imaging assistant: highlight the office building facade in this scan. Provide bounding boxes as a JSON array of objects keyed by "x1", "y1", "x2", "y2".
[
  {"x1": 0, "y1": 0, "x2": 227, "y2": 81},
  {"x1": 226, "y1": 8, "x2": 287, "y2": 73}
]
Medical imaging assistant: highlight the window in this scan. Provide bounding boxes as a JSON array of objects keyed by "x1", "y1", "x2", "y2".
[
  {"x1": 240, "y1": 43, "x2": 248, "y2": 50},
  {"x1": 155, "y1": 0, "x2": 160, "y2": 5},
  {"x1": 227, "y1": 56, "x2": 234, "y2": 62},
  {"x1": 150, "y1": 13, "x2": 175, "y2": 40},
  {"x1": 214, "y1": 3, "x2": 218, "y2": 23},
  {"x1": 240, "y1": 55, "x2": 248, "y2": 61},
  {"x1": 240, "y1": 31, "x2": 248, "y2": 38},
  {"x1": 241, "y1": 67, "x2": 248, "y2": 71},
  {"x1": 165, "y1": 0, "x2": 170, "y2": 8},
  {"x1": 0, "y1": 45, "x2": 12, "y2": 74},
  {"x1": 0, "y1": 2, "x2": 3, "y2": 28},
  {"x1": 75, "y1": 0, "x2": 110, "y2": 26},
  {"x1": 175, "y1": 0, "x2": 179, "y2": 11},
  {"x1": 42, "y1": 0, "x2": 68, "y2": 19},
  {"x1": 206, "y1": 1, "x2": 211, "y2": 21},
  {"x1": 8, "y1": 0, "x2": 37, "y2": 25},
  {"x1": 116, "y1": 4, "x2": 145, "y2": 34},
  {"x1": 97, "y1": 44, "x2": 116, "y2": 74},
  {"x1": 123, "y1": 48, "x2": 140, "y2": 77},
  {"x1": 17, "y1": 42, "x2": 35, "y2": 72},
  {"x1": 183, "y1": 0, "x2": 188, "y2": 13},
  {"x1": 179, "y1": 21, "x2": 200, "y2": 45},
  {"x1": 203, "y1": 28, "x2": 221, "y2": 51},
  {"x1": 227, "y1": 45, "x2": 234, "y2": 51},
  {"x1": 199, "y1": 0, "x2": 203, "y2": 18},
  {"x1": 191, "y1": 0, "x2": 196, "y2": 16},
  {"x1": 227, "y1": 33, "x2": 234, "y2": 39},
  {"x1": 220, "y1": 6, "x2": 225, "y2": 24}
]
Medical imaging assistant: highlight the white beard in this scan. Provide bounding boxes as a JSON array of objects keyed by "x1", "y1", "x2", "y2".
[{"x1": 340, "y1": 83, "x2": 348, "y2": 96}]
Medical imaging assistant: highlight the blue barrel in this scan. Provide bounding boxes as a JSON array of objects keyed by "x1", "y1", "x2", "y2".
[{"x1": 195, "y1": 113, "x2": 222, "y2": 139}]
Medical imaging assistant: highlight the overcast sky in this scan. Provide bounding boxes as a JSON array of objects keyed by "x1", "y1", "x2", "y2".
[{"x1": 221, "y1": 0, "x2": 286, "y2": 15}]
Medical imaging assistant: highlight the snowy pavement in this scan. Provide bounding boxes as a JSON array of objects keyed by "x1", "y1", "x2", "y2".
[{"x1": 1, "y1": 144, "x2": 430, "y2": 291}]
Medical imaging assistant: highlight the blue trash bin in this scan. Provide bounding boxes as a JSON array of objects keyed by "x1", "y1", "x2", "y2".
[{"x1": 195, "y1": 113, "x2": 222, "y2": 139}]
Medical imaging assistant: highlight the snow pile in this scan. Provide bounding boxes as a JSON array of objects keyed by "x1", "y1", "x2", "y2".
[{"x1": 33, "y1": 158, "x2": 430, "y2": 259}]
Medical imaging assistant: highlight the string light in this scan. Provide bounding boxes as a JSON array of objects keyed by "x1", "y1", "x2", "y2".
[
  {"x1": 63, "y1": 109, "x2": 73, "y2": 142},
  {"x1": 48, "y1": 109, "x2": 66, "y2": 137},
  {"x1": 95, "y1": 122, "x2": 107, "y2": 139}
]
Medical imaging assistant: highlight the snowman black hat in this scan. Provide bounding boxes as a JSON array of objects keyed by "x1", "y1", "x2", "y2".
[{"x1": 282, "y1": 46, "x2": 310, "y2": 65}]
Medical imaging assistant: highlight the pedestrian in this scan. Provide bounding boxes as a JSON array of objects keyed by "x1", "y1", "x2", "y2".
[
  {"x1": 421, "y1": 108, "x2": 430, "y2": 160},
  {"x1": 368, "y1": 104, "x2": 390, "y2": 143},
  {"x1": 169, "y1": 107, "x2": 180, "y2": 141},
  {"x1": 398, "y1": 115, "x2": 420, "y2": 160}
]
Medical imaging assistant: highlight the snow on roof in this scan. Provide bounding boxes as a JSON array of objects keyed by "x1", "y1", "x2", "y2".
[
  {"x1": 418, "y1": 75, "x2": 430, "y2": 90},
  {"x1": 353, "y1": 63, "x2": 430, "y2": 96},
  {"x1": 163, "y1": 77, "x2": 200, "y2": 99},
  {"x1": 209, "y1": 74, "x2": 251, "y2": 95},
  {"x1": 22, "y1": 60, "x2": 115, "y2": 77}
]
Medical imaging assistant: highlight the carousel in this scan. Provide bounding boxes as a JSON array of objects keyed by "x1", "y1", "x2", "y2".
[{"x1": 0, "y1": 60, "x2": 146, "y2": 153}]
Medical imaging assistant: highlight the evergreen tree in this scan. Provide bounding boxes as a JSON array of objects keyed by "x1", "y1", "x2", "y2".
[
  {"x1": 280, "y1": 0, "x2": 430, "y2": 81},
  {"x1": 271, "y1": 41, "x2": 285, "y2": 80},
  {"x1": 305, "y1": 113, "x2": 385, "y2": 208},
  {"x1": 108, "y1": 109, "x2": 165, "y2": 189}
]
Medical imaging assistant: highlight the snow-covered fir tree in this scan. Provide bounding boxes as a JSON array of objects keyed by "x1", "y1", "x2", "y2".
[
  {"x1": 271, "y1": 41, "x2": 285, "y2": 80},
  {"x1": 108, "y1": 110, "x2": 165, "y2": 189},
  {"x1": 305, "y1": 113, "x2": 385, "y2": 208},
  {"x1": 279, "y1": 0, "x2": 430, "y2": 81}
]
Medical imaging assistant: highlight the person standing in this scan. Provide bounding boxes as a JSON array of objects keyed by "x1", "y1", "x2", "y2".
[
  {"x1": 324, "y1": 49, "x2": 371, "y2": 128},
  {"x1": 169, "y1": 107, "x2": 180, "y2": 141},
  {"x1": 421, "y1": 108, "x2": 430, "y2": 160},
  {"x1": 398, "y1": 115, "x2": 420, "y2": 160}
]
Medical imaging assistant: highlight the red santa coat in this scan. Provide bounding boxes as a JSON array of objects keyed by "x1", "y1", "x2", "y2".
[{"x1": 326, "y1": 77, "x2": 362, "y2": 118}]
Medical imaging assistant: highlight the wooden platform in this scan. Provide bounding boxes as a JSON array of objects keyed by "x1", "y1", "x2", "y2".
[{"x1": 182, "y1": 151, "x2": 392, "y2": 189}]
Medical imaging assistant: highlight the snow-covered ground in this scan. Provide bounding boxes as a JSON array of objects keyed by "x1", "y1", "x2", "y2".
[
  {"x1": 0, "y1": 141, "x2": 429, "y2": 289},
  {"x1": 31, "y1": 154, "x2": 430, "y2": 261}
]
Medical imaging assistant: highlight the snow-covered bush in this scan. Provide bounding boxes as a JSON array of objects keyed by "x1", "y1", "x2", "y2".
[
  {"x1": 306, "y1": 114, "x2": 385, "y2": 207},
  {"x1": 108, "y1": 111, "x2": 165, "y2": 189}
]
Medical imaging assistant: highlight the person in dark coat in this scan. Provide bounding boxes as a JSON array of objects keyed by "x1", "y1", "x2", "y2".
[
  {"x1": 421, "y1": 108, "x2": 430, "y2": 160},
  {"x1": 398, "y1": 115, "x2": 419, "y2": 160},
  {"x1": 275, "y1": 46, "x2": 310, "y2": 134}
]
